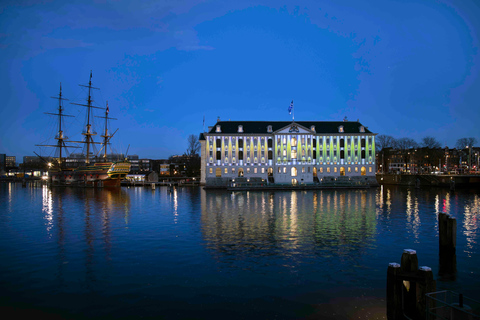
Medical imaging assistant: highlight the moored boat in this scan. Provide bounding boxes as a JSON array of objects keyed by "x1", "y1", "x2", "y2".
[{"x1": 37, "y1": 72, "x2": 131, "y2": 187}]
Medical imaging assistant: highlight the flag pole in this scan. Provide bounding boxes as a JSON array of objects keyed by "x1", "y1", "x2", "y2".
[{"x1": 288, "y1": 100, "x2": 294, "y2": 121}]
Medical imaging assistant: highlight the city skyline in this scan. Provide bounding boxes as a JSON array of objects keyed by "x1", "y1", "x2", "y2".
[{"x1": 1, "y1": 0, "x2": 479, "y2": 160}]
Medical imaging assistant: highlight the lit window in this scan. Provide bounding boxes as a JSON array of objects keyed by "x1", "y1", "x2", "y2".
[
  {"x1": 267, "y1": 125, "x2": 272, "y2": 132},
  {"x1": 291, "y1": 167, "x2": 297, "y2": 177},
  {"x1": 238, "y1": 125, "x2": 243, "y2": 132},
  {"x1": 339, "y1": 126, "x2": 344, "y2": 133},
  {"x1": 232, "y1": 168, "x2": 235, "y2": 174},
  {"x1": 216, "y1": 125, "x2": 221, "y2": 133},
  {"x1": 209, "y1": 168, "x2": 213, "y2": 174},
  {"x1": 224, "y1": 168, "x2": 228, "y2": 174},
  {"x1": 254, "y1": 168, "x2": 257, "y2": 173},
  {"x1": 247, "y1": 168, "x2": 250, "y2": 173},
  {"x1": 327, "y1": 167, "x2": 330, "y2": 173},
  {"x1": 334, "y1": 167, "x2": 337, "y2": 173},
  {"x1": 283, "y1": 167, "x2": 287, "y2": 173},
  {"x1": 292, "y1": 149, "x2": 297, "y2": 159},
  {"x1": 292, "y1": 137, "x2": 297, "y2": 146}
]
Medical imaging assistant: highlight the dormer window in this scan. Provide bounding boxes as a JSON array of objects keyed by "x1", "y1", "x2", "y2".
[
  {"x1": 338, "y1": 126, "x2": 344, "y2": 133},
  {"x1": 267, "y1": 125, "x2": 272, "y2": 133},
  {"x1": 359, "y1": 126, "x2": 365, "y2": 133},
  {"x1": 311, "y1": 125, "x2": 315, "y2": 132},
  {"x1": 238, "y1": 125, "x2": 243, "y2": 133},
  {"x1": 216, "y1": 125, "x2": 221, "y2": 133}
]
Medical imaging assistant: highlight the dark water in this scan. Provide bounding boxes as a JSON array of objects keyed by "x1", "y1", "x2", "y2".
[{"x1": 0, "y1": 183, "x2": 479, "y2": 319}]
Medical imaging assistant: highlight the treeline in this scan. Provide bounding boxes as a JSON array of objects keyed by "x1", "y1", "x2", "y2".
[{"x1": 376, "y1": 135, "x2": 478, "y2": 151}]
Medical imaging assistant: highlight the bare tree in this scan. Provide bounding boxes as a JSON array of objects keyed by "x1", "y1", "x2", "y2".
[
  {"x1": 395, "y1": 138, "x2": 418, "y2": 150},
  {"x1": 456, "y1": 137, "x2": 477, "y2": 149},
  {"x1": 183, "y1": 134, "x2": 201, "y2": 177},
  {"x1": 375, "y1": 134, "x2": 396, "y2": 151},
  {"x1": 186, "y1": 134, "x2": 201, "y2": 156},
  {"x1": 421, "y1": 136, "x2": 441, "y2": 148}
]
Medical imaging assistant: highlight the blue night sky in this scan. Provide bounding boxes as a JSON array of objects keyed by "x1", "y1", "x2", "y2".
[{"x1": 1, "y1": 0, "x2": 479, "y2": 160}]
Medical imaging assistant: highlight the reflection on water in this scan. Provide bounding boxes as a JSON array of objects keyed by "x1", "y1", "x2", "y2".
[
  {"x1": 1, "y1": 183, "x2": 479, "y2": 318},
  {"x1": 463, "y1": 193, "x2": 479, "y2": 255},
  {"x1": 201, "y1": 189, "x2": 378, "y2": 271},
  {"x1": 49, "y1": 187, "x2": 128, "y2": 269}
]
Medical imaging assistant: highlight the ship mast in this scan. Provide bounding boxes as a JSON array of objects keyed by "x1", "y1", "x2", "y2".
[
  {"x1": 71, "y1": 71, "x2": 102, "y2": 165},
  {"x1": 95, "y1": 101, "x2": 118, "y2": 161},
  {"x1": 36, "y1": 83, "x2": 77, "y2": 168}
]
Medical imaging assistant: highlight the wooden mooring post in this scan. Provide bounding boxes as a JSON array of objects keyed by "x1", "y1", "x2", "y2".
[
  {"x1": 438, "y1": 212, "x2": 457, "y2": 277},
  {"x1": 387, "y1": 249, "x2": 436, "y2": 319}
]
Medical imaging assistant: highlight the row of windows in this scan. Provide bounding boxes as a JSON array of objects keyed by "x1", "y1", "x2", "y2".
[
  {"x1": 209, "y1": 150, "x2": 373, "y2": 163},
  {"x1": 208, "y1": 135, "x2": 374, "y2": 149},
  {"x1": 208, "y1": 166, "x2": 373, "y2": 177}
]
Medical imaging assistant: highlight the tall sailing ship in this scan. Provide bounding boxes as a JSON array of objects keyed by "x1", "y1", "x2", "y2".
[{"x1": 37, "y1": 72, "x2": 131, "y2": 187}]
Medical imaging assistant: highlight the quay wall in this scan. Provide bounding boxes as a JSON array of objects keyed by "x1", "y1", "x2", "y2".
[
  {"x1": 376, "y1": 174, "x2": 480, "y2": 188},
  {"x1": 205, "y1": 175, "x2": 379, "y2": 189}
]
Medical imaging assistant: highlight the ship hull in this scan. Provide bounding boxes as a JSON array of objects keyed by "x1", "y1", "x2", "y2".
[{"x1": 49, "y1": 161, "x2": 130, "y2": 187}]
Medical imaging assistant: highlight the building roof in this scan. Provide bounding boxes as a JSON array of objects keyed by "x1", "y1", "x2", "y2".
[{"x1": 201, "y1": 120, "x2": 373, "y2": 136}]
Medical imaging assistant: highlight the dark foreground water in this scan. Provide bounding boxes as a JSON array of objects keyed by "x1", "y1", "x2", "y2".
[{"x1": 0, "y1": 183, "x2": 479, "y2": 319}]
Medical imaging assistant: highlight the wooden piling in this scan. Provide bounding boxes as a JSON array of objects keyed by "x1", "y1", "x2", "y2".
[
  {"x1": 386, "y1": 250, "x2": 436, "y2": 320},
  {"x1": 417, "y1": 266, "x2": 436, "y2": 318},
  {"x1": 438, "y1": 212, "x2": 457, "y2": 276},
  {"x1": 400, "y1": 249, "x2": 418, "y2": 273},
  {"x1": 386, "y1": 262, "x2": 402, "y2": 320}
]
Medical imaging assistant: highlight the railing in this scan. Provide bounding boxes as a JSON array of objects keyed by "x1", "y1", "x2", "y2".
[{"x1": 426, "y1": 291, "x2": 480, "y2": 319}]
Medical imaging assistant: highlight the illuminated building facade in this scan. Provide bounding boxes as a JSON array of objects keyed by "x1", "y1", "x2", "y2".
[{"x1": 199, "y1": 120, "x2": 377, "y2": 186}]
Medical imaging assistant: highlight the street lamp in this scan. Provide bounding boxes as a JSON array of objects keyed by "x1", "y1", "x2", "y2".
[{"x1": 466, "y1": 146, "x2": 471, "y2": 174}]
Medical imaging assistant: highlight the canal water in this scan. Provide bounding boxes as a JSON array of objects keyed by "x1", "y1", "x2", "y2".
[{"x1": 0, "y1": 183, "x2": 479, "y2": 319}]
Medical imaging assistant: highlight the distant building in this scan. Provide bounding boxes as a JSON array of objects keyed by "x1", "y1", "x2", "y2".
[
  {"x1": 199, "y1": 120, "x2": 377, "y2": 186},
  {"x1": 126, "y1": 171, "x2": 158, "y2": 183},
  {"x1": 150, "y1": 159, "x2": 170, "y2": 176},
  {"x1": 1, "y1": 154, "x2": 17, "y2": 172},
  {"x1": 376, "y1": 146, "x2": 480, "y2": 174},
  {"x1": 6, "y1": 155, "x2": 16, "y2": 168},
  {"x1": 0, "y1": 154, "x2": 5, "y2": 174}
]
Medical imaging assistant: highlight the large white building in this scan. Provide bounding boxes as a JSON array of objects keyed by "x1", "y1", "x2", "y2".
[{"x1": 199, "y1": 120, "x2": 377, "y2": 187}]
